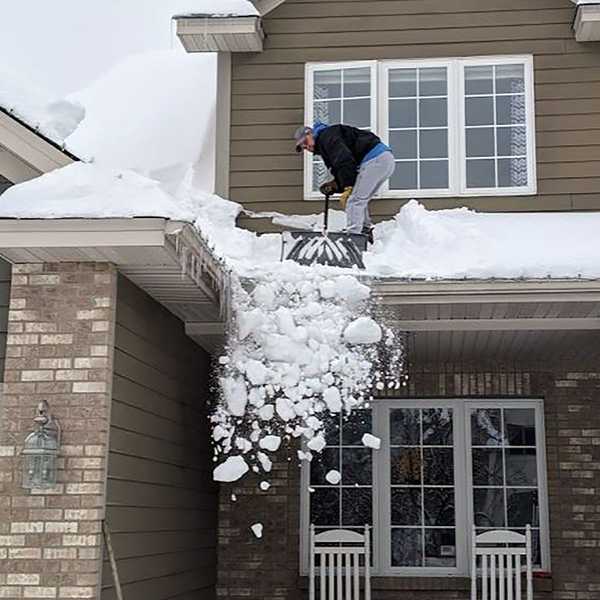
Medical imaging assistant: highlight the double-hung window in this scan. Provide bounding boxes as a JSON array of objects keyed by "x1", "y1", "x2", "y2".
[
  {"x1": 301, "y1": 399, "x2": 549, "y2": 577},
  {"x1": 304, "y1": 56, "x2": 536, "y2": 199}
]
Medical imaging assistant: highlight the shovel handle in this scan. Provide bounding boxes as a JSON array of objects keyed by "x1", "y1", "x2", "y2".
[{"x1": 324, "y1": 192, "x2": 331, "y2": 233}]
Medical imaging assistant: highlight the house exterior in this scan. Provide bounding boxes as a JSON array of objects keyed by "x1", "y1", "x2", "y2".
[{"x1": 0, "y1": 2, "x2": 599, "y2": 600}]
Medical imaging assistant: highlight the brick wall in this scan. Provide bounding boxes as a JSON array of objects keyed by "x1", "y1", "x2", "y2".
[
  {"x1": 0, "y1": 263, "x2": 118, "y2": 600},
  {"x1": 216, "y1": 366, "x2": 600, "y2": 600}
]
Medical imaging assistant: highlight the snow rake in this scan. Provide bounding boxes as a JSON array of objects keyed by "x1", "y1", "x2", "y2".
[{"x1": 281, "y1": 192, "x2": 368, "y2": 269}]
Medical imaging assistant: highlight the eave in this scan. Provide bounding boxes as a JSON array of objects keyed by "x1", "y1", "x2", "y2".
[
  {"x1": 0, "y1": 218, "x2": 230, "y2": 354},
  {"x1": 175, "y1": 15, "x2": 264, "y2": 52},
  {"x1": 574, "y1": 2, "x2": 600, "y2": 41}
]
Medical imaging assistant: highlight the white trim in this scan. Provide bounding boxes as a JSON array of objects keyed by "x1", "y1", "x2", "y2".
[
  {"x1": 300, "y1": 397, "x2": 550, "y2": 578},
  {"x1": 303, "y1": 55, "x2": 537, "y2": 201}
]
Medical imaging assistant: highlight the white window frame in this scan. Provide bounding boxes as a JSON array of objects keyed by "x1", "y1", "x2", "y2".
[
  {"x1": 303, "y1": 55, "x2": 537, "y2": 201},
  {"x1": 299, "y1": 398, "x2": 550, "y2": 578},
  {"x1": 304, "y1": 61, "x2": 378, "y2": 200}
]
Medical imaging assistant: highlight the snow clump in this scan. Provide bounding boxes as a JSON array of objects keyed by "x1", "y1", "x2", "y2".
[{"x1": 362, "y1": 433, "x2": 381, "y2": 450}]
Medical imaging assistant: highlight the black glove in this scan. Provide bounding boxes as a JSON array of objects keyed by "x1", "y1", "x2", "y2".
[{"x1": 319, "y1": 180, "x2": 338, "y2": 196}]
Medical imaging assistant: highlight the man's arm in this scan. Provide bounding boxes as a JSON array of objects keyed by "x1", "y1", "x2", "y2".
[{"x1": 320, "y1": 130, "x2": 358, "y2": 190}]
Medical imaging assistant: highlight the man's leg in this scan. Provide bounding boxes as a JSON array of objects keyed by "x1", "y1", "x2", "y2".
[{"x1": 345, "y1": 152, "x2": 395, "y2": 234}]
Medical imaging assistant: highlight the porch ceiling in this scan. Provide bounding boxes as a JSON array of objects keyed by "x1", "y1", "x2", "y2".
[
  {"x1": 0, "y1": 218, "x2": 229, "y2": 354},
  {"x1": 373, "y1": 279, "x2": 600, "y2": 365}
]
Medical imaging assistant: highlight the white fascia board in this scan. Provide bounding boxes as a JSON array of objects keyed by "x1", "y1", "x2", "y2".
[
  {"x1": 254, "y1": 0, "x2": 286, "y2": 16},
  {"x1": 574, "y1": 3, "x2": 600, "y2": 41},
  {"x1": 176, "y1": 15, "x2": 264, "y2": 52}
]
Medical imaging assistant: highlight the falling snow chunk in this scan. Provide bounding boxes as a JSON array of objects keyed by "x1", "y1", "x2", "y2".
[
  {"x1": 246, "y1": 359, "x2": 268, "y2": 386},
  {"x1": 343, "y1": 317, "x2": 382, "y2": 345},
  {"x1": 334, "y1": 276, "x2": 371, "y2": 304},
  {"x1": 323, "y1": 387, "x2": 342, "y2": 413},
  {"x1": 362, "y1": 434, "x2": 381, "y2": 450},
  {"x1": 260, "y1": 481, "x2": 271, "y2": 491},
  {"x1": 251, "y1": 523, "x2": 264, "y2": 539},
  {"x1": 257, "y1": 452, "x2": 272, "y2": 473},
  {"x1": 259, "y1": 435, "x2": 282, "y2": 452},
  {"x1": 298, "y1": 450, "x2": 313, "y2": 462},
  {"x1": 237, "y1": 308, "x2": 265, "y2": 341},
  {"x1": 307, "y1": 434, "x2": 326, "y2": 453},
  {"x1": 276, "y1": 397, "x2": 296, "y2": 421},
  {"x1": 213, "y1": 456, "x2": 249, "y2": 482},
  {"x1": 326, "y1": 470, "x2": 341, "y2": 485},
  {"x1": 258, "y1": 404, "x2": 275, "y2": 421},
  {"x1": 222, "y1": 377, "x2": 248, "y2": 417},
  {"x1": 231, "y1": 494, "x2": 237, "y2": 502}
]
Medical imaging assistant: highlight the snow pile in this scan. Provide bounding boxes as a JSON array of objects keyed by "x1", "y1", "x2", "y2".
[
  {"x1": 366, "y1": 200, "x2": 600, "y2": 279},
  {"x1": 211, "y1": 266, "x2": 404, "y2": 481},
  {"x1": 0, "y1": 67, "x2": 84, "y2": 144}
]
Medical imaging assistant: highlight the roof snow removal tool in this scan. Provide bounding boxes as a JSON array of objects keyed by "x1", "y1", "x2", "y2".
[{"x1": 281, "y1": 192, "x2": 368, "y2": 269}]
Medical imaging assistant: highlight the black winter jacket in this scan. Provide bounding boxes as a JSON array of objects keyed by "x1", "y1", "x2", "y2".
[{"x1": 314, "y1": 124, "x2": 382, "y2": 191}]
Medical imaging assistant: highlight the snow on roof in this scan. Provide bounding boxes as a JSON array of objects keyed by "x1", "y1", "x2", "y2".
[
  {"x1": 572, "y1": 0, "x2": 600, "y2": 5},
  {"x1": 174, "y1": 0, "x2": 259, "y2": 17},
  {"x1": 0, "y1": 67, "x2": 84, "y2": 146}
]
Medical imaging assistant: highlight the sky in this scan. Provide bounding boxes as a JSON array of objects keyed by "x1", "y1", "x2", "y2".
[{"x1": 0, "y1": 0, "x2": 217, "y2": 96}]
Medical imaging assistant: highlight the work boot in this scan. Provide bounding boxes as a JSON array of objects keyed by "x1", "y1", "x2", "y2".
[{"x1": 361, "y1": 226, "x2": 374, "y2": 245}]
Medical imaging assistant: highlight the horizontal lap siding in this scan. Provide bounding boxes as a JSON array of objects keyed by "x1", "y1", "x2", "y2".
[
  {"x1": 230, "y1": 0, "x2": 600, "y2": 231},
  {"x1": 102, "y1": 274, "x2": 217, "y2": 600}
]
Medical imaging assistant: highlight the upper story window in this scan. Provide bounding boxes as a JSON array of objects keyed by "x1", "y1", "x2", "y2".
[{"x1": 304, "y1": 56, "x2": 536, "y2": 200}]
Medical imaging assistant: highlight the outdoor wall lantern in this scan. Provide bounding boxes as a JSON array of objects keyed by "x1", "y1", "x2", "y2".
[{"x1": 22, "y1": 400, "x2": 60, "y2": 489}]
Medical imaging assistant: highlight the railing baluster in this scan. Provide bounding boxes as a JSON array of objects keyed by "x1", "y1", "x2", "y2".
[{"x1": 482, "y1": 554, "x2": 488, "y2": 600}]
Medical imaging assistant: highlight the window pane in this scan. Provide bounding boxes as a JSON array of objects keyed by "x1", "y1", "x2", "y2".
[
  {"x1": 312, "y1": 158, "x2": 329, "y2": 192},
  {"x1": 465, "y1": 97, "x2": 494, "y2": 126},
  {"x1": 498, "y1": 158, "x2": 528, "y2": 187},
  {"x1": 420, "y1": 161, "x2": 449, "y2": 190},
  {"x1": 390, "y1": 130, "x2": 417, "y2": 159},
  {"x1": 472, "y1": 448, "x2": 504, "y2": 486},
  {"x1": 424, "y1": 488, "x2": 455, "y2": 526},
  {"x1": 422, "y1": 408, "x2": 453, "y2": 445},
  {"x1": 310, "y1": 447, "x2": 339, "y2": 485},
  {"x1": 496, "y1": 64, "x2": 525, "y2": 94},
  {"x1": 342, "y1": 488, "x2": 372, "y2": 526},
  {"x1": 471, "y1": 409, "x2": 504, "y2": 446},
  {"x1": 324, "y1": 414, "x2": 340, "y2": 446},
  {"x1": 342, "y1": 448, "x2": 372, "y2": 485},
  {"x1": 466, "y1": 159, "x2": 495, "y2": 188},
  {"x1": 425, "y1": 530, "x2": 456, "y2": 567},
  {"x1": 420, "y1": 98, "x2": 447, "y2": 127},
  {"x1": 391, "y1": 162, "x2": 418, "y2": 190},
  {"x1": 506, "y1": 449, "x2": 538, "y2": 486},
  {"x1": 420, "y1": 130, "x2": 448, "y2": 159},
  {"x1": 390, "y1": 409, "x2": 421, "y2": 445},
  {"x1": 496, "y1": 126, "x2": 527, "y2": 157},
  {"x1": 474, "y1": 488, "x2": 506, "y2": 527},
  {"x1": 344, "y1": 67, "x2": 370, "y2": 97},
  {"x1": 465, "y1": 65, "x2": 494, "y2": 95},
  {"x1": 314, "y1": 100, "x2": 340, "y2": 125},
  {"x1": 466, "y1": 128, "x2": 495, "y2": 158},
  {"x1": 311, "y1": 488, "x2": 340, "y2": 526},
  {"x1": 314, "y1": 69, "x2": 341, "y2": 99},
  {"x1": 423, "y1": 448, "x2": 454, "y2": 485},
  {"x1": 390, "y1": 99, "x2": 417, "y2": 128},
  {"x1": 391, "y1": 528, "x2": 422, "y2": 566},
  {"x1": 496, "y1": 94, "x2": 526, "y2": 125},
  {"x1": 419, "y1": 67, "x2": 447, "y2": 96},
  {"x1": 341, "y1": 410, "x2": 372, "y2": 446},
  {"x1": 389, "y1": 68, "x2": 417, "y2": 97},
  {"x1": 391, "y1": 488, "x2": 421, "y2": 525},
  {"x1": 504, "y1": 409, "x2": 536, "y2": 445},
  {"x1": 344, "y1": 98, "x2": 370, "y2": 128},
  {"x1": 507, "y1": 489, "x2": 538, "y2": 527},
  {"x1": 391, "y1": 447, "x2": 421, "y2": 485}
]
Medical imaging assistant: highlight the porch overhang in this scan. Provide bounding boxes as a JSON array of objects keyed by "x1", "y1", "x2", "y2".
[
  {"x1": 573, "y1": 1, "x2": 600, "y2": 41},
  {"x1": 373, "y1": 279, "x2": 600, "y2": 365},
  {"x1": 0, "y1": 218, "x2": 229, "y2": 353},
  {"x1": 174, "y1": 15, "x2": 264, "y2": 52}
]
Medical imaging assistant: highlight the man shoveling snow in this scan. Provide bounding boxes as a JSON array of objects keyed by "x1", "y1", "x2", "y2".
[{"x1": 294, "y1": 121, "x2": 395, "y2": 243}]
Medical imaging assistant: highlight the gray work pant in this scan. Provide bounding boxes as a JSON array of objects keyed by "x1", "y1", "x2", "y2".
[{"x1": 346, "y1": 151, "x2": 395, "y2": 233}]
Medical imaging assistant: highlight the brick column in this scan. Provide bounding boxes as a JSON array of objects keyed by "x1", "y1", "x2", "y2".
[{"x1": 0, "y1": 263, "x2": 117, "y2": 600}]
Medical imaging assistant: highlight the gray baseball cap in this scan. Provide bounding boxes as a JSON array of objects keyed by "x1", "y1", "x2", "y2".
[{"x1": 293, "y1": 125, "x2": 312, "y2": 152}]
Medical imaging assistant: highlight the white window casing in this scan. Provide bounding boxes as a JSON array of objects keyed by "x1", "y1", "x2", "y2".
[
  {"x1": 299, "y1": 398, "x2": 550, "y2": 578},
  {"x1": 303, "y1": 55, "x2": 537, "y2": 201}
]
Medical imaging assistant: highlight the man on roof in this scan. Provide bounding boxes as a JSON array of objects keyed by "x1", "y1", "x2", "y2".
[{"x1": 294, "y1": 121, "x2": 395, "y2": 243}]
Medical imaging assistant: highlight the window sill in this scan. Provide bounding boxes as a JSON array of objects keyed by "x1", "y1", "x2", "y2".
[{"x1": 297, "y1": 574, "x2": 552, "y2": 592}]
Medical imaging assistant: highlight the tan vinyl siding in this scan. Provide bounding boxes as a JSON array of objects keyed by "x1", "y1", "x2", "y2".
[
  {"x1": 102, "y1": 274, "x2": 217, "y2": 600},
  {"x1": 230, "y1": 0, "x2": 600, "y2": 231}
]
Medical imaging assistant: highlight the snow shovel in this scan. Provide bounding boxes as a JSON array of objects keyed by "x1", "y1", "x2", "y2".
[{"x1": 281, "y1": 192, "x2": 368, "y2": 269}]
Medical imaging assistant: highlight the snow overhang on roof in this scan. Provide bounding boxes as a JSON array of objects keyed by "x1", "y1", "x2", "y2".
[
  {"x1": 0, "y1": 108, "x2": 76, "y2": 183},
  {"x1": 373, "y1": 278, "x2": 600, "y2": 365},
  {"x1": 174, "y1": 15, "x2": 264, "y2": 52},
  {"x1": 572, "y1": 0, "x2": 600, "y2": 41},
  {"x1": 0, "y1": 217, "x2": 229, "y2": 353}
]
